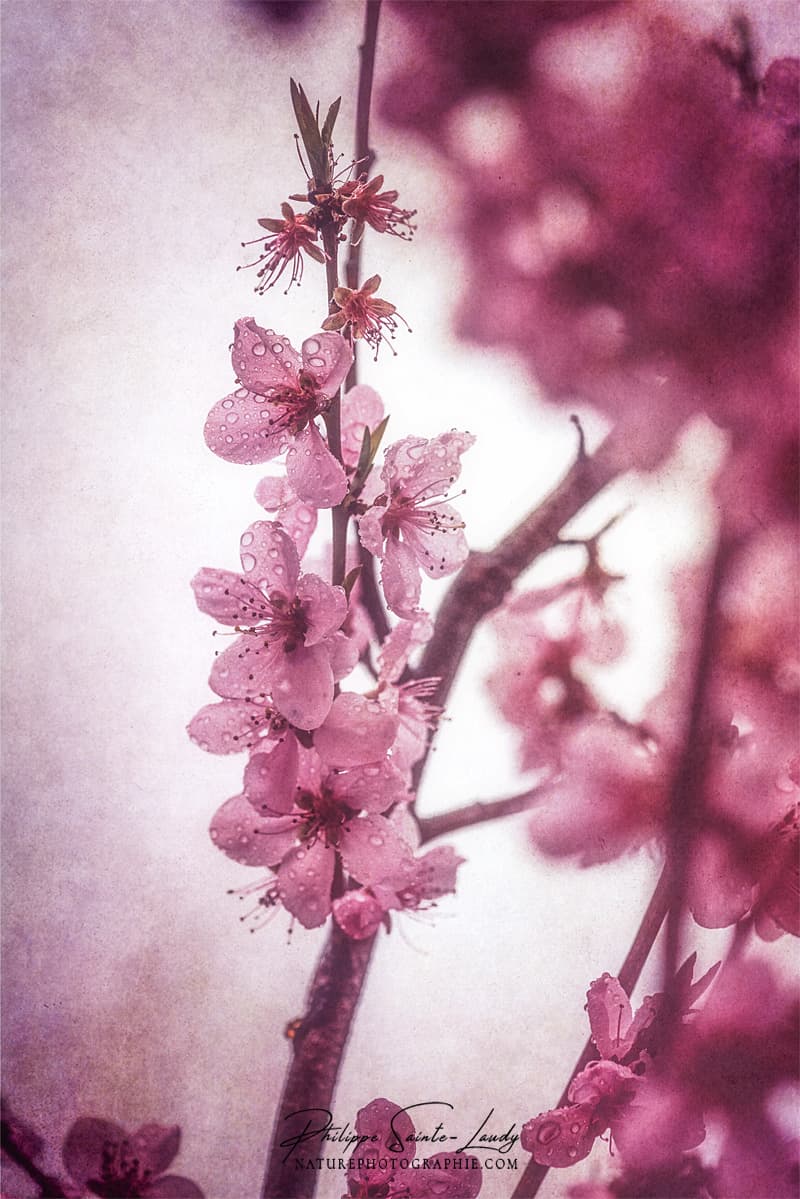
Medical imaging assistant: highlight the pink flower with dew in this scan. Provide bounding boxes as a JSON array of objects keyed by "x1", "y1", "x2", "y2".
[
  {"x1": 376, "y1": 615, "x2": 441, "y2": 778},
  {"x1": 192, "y1": 521, "x2": 348, "y2": 730},
  {"x1": 338, "y1": 174, "x2": 417, "y2": 244},
  {"x1": 210, "y1": 694, "x2": 414, "y2": 929},
  {"x1": 204, "y1": 320, "x2": 351, "y2": 507},
  {"x1": 239, "y1": 202, "x2": 325, "y2": 294},
  {"x1": 345, "y1": 1098, "x2": 482, "y2": 1198},
  {"x1": 333, "y1": 844, "x2": 464, "y2": 940},
  {"x1": 358, "y1": 432, "x2": 475, "y2": 618},
  {"x1": 321, "y1": 274, "x2": 408, "y2": 359},
  {"x1": 62, "y1": 1118, "x2": 203, "y2": 1198}
]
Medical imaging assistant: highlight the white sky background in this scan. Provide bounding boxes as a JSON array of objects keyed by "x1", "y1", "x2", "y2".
[{"x1": 2, "y1": 3, "x2": 797, "y2": 1197}]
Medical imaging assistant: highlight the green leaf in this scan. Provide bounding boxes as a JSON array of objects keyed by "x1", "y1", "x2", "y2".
[
  {"x1": 321, "y1": 97, "x2": 341, "y2": 147},
  {"x1": 290, "y1": 79, "x2": 325, "y2": 182},
  {"x1": 343, "y1": 566, "x2": 362, "y2": 600},
  {"x1": 355, "y1": 424, "x2": 373, "y2": 480},
  {"x1": 369, "y1": 415, "x2": 390, "y2": 461}
]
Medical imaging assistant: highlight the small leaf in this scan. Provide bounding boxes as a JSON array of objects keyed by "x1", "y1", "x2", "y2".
[
  {"x1": 355, "y1": 424, "x2": 373, "y2": 480},
  {"x1": 343, "y1": 566, "x2": 362, "y2": 600},
  {"x1": 688, "y1": 960, "x2": 721, "y2": 1007},
  {"x1": 321, "y1": 97, "x2": 342, "y2": 146},
  {"x1": 369, "y1": 415, "x2": 390, "y2": 461}
]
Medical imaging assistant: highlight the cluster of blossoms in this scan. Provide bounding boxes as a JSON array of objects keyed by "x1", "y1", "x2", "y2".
[
  {"x1": 191, "y1": 85, "x2": 474, "y2": 933},
  {"x1": 61, "y1": 1117, "x2": 203, "y2": 1198}
]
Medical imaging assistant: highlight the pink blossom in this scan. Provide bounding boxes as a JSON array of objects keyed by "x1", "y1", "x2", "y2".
[
  {"x1": 338, "y1": 173, "x2": 416, "y2": 244},
  {"x1": 345, "y1": 1098, "x2": 482, "y2": 1198},
  {"x1": 204, "y1": 320, "x2": 352, "y2": 507},
  {"x1": 254, "y1": 475, "x2": 317, "y2": 555},
  {"x1": 62, "y1": 1118, "x2": 203, "y2": 1198},
  {"x1": 321, "y1": 274, "x2": 407, "y2": 358},
  {"x1": 333, "y1": 844, "x2": 464, "y2": 940},
  {"x1": 376, "y1": 615, "x2": 441, "y2": 777},
  {"x1": 192, "y1": 521, "x2": 347, "y2": 730},
  {"x1": 239, "y1": 201, "x2": 326, "y2": 294},
  {"x1": 210, "y1": 696, "x2": 414, "y2": 928},
  {"x1": 358, "y1": 432, "x2": 474, "y2": 617}
]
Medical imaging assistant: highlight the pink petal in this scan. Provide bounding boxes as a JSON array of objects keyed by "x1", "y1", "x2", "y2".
[
  {"x1": 520, "y1": 1104, "x2": 599, "y2": 1166},
  {"x1": 381, "y1": 431, "x2": 475, "y2": 501},
  {"x1": 378, "y1": 614, "x2": 433, "y2": 683},
  {"x1": 187, "y1": 700, "x2": 278, "y2": 755},
  {"x1": 586, "y1": 974, "x2": 634, "y2": 1059},
  {"x1": 329, "y1": 759, "x2": 409, "y2": 814},
  {"x1": 209, "y1": 794, "x2": 298, "y2": 867},
  {"x1": 296, "y1": 573, "x2": 347, "y2": 646},
  {"x1": 231, "y1": 318, "x2": 301, "y2": 395},
  {"x1": 277, "y1": 839, "x2": 335, "y2": 928},
  {"x1": 130, "y1": 1125, "x2": 180, "y2": 1176},
  {"x1": 403, "y1": 504, "x2": 469, "y2": 578},
  {"x1": 269, "y1": 642, "x2": 334, "y2": 730},
  {"x1": 204, "y1": 388, "x2": 288, "y2": 464},
  {"x1": 341, "y1": 384, "x2": 385, "y2": 468},
  {"x1": 332, "y1": 889, "x2": 385, "y2": 939},
  {"x1": 314, "y1": 693, "x2": 398, "y2": 768},
  {"x1": 411, "y1": 846, "x2": 464, "y2": 900},
  {"x1": 408, "y1": 1156, "x2": 482, "y2": 1198},
  {"x1": 325, "y1": 630, "x2": 360, "y2": 681},
  {"x1": 243, "y1": 736, "x2": 299, "y2": 816},
  {"x1": 381, "y1": 536, "x2": 422, "y2": 617},
  {"x1": 239, "y1": 521, "x2": 299, "y2": 597},
  {"x1": 340, "y1": 814, "x2": 415, "y2": 886},
  {"x1": 146, "y1": 1177, "x2": 205, "y2": 1199},
  {"x1": 62, "y1": 1117, "x2": 127, "y2": 1187},
  {"x1": 357, "y1": 504, "x2": 387, "y2": 558},
  {"x1": 300, "y1": 331, "x2": 353, "y2": 396},
  {"x1": 687, "y1": 832, "x2": 755, "y2": 928},
  {"x1": 209, "y1": 635, "x2": 276, "y2": 701},
  {"x1": 353, "y1": 1099, "x2": 417, "y2": 1175},
  {"x1": 191, "y1": 568, "x2": 270, "y2": 627},
  {"x1": 286, "y1": 422, "x2": 348, "y2": 508},
  {"x1": 254, "y1": 476, "x2": 317, "y2": 556}
]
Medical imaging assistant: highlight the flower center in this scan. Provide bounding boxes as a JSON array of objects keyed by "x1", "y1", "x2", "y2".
[{"x1": 87, "y1": 1139, "x2": 150, "y2": 1198}]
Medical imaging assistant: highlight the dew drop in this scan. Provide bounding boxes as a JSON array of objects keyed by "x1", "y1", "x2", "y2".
[
  {"x1": 252, "y1": 342, "x2": 267, "y2": 356},
  {"x1": 305, "y1": 338, "x2": 320, "y2": 354},
  {"x1": 222, "y1": 398, "x2": 235, "y2": 410},
  {"x1": 235, "y1": 387, "x2": 249, "y2": 399},
  {"x1": 368, "y1": 834, "x2": 384, "y2": 847},
  {"x1": 241, "y1": 552, "x2": 257, "y2": 572},
  {"x1": 240, "y1": 531, "x2": 255, "y2": 547}
]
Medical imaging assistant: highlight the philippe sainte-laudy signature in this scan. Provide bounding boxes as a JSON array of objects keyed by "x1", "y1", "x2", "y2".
[{"x1": 279, "y1": 1102, "x2": 520, "y2": 1163}]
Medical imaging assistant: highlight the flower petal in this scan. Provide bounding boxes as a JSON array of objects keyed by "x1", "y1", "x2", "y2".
[
  {"x1": 332, "y1": 889, "x2": 385, "y2": 939},
  {"x1": 381, "y1": 431, "x2": 475, "y2": 501},
  {"x1": 341, "y1": 385, "x2": 385, "y2": 468},
  {"x1": 191, "y1": 569, "x2": 270, "y2": 627},
  {"x1": 204, "y1": 388, "x2": 288, "y2": 464},
  {"x1": 130, "y1": 1125, "x2": 180, "y2": 1176},
  {"x1": 300, "y1": 331, "x2": 353, "y2": 396},
  {"x1": 357, "y1": 504, "x2": 386, "y2": 559},
  {"x1": 354, "y1": 1098, "x2": 416, "y2": 1171},
  {"x1": 239, "y1": 521, "x2": 300, "y2": 597},
  {"x1": 146, "y1": 1176, "x2": 205, "y2": 1199},
  {"x1": 325, "y1": 630, "x2": 360, "y2": 682},
  {"x1": 286, "y1": 422, "x2": 348, "y2": 508},
  {"x1": 187, "y1": 700, "x2": 278, "y2": 755},
  {"x1": 269, "y1": 642, "x2": 334, "y2": 730},
  {"x1": 231, "y1": 318, "x2": 301, "y2": 396},
  {"x1": 329, "y1": 759, "x2": 409, "y2": 814},
  {"x1": 404, "y1": 506, "x2": 469, "y2": 579},
  {"x1": 314, "y1": 693, "x2": 398, "y2": 768},
  {"x1": 62, "y1": 1117, "x2": 127, "y2": 1187},
  {"x1": 254, "y1": 476, "x2": 317, "y2": 556},
  {"x1": 277, "y1": 840, "x2": 335, "y2": 927},
  {"x1": 209, "y1": 635, "x2": 276, "y2": 701},
  {"x1": 244, "y1": 736, "x2": 299, "y2": 816},
  {"x1": 378, "y1": 614, "x2": 433, "y2": 683},
  {"x1": 296, "y1": 573, "x2": 348, "y2": 646},
  {"x1": 340, "y1": 814, "x2": 415, "y2": 886},
  {"x1": 209, "y1": 794, "x2": 298, "y2": 867},
  {"x1": 381, "y1": 536, "x2": 422, "y2": 618},
  {"x1": 408, "y1": 1155, "x2": 482, "y2": 1198}
]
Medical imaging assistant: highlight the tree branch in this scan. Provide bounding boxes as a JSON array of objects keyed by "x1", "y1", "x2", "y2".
[
  {"x1": 418, "y1": 785, "x2": 548, "y2": 844},
  {"x1": 1, "y1": 1100, "x2": 71, "y2": 1199}
]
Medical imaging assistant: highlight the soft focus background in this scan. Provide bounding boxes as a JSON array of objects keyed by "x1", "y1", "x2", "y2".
[{"x1": 2, "y1": 3, "x2": 796, "y2": 1197}]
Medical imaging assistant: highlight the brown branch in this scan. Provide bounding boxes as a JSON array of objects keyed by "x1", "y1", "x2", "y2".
[
  {"x1": 510, "y1": 860, "x2": 673, "y2": 1199},
  {"x1": 261, "y1": 927, "x2": 376, "y2": 1198},
  {"x1": 418, "y1": 785, "x2": 548, "y2": 843},
  {"x1": 1, "y1": 1101, "x2": 71, "y2": 1199}
]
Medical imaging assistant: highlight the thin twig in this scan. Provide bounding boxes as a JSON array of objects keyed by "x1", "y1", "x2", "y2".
[
  {"x1": 510, "y1": 860, "x2": 673, "y2": 1199},
  {"x1": 418, "y1": 785, "x2": 548, "y2": 843},
  {"x1": 1, "y1": 1105, "x2": 71, "y2": 1199}
]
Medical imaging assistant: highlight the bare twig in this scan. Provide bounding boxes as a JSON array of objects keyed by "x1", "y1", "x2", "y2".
[
  {"x1": 1, "y1": 1100, "x2": 71, "y2": 1199},
  {"x1": 418, "y1": 784, "x2": 548, "y2": 843}
]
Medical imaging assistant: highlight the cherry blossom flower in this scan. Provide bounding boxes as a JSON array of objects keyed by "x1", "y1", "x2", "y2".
[
  {"x1": 192, "y1": 521, "x2": 348, "y2": 729},
  {"x1": 332, "y1": 844, "x2": 463, "y2": 940},
  {"x1": 338, "y1": 174, "x2": 416, "y2": 244},
  {"x1": 62, "y1": 1118, "x2": 203, "y2": 1198},
  {"x1": 210, "y1": 694, "x2": 414, "y2": 928},
  {"x1": 239, "y1": 201, "x2": 325, "y2": 294},
  {"x1": 204, "y1": 320, "x2": 352, "y2": 506},
  {"x1": 358, "y1": 432, "x2": 474, "y2": 617},
  {"x1": 345, "y1": 1098, "x2": 482, "y2": 1198},
  {"x1": 254, "y1": 475, "x2": 317, "y2": 556},
  {"x1": 321, "y1": 274, "x2": 407, "y2": 358},
  {"x1": 375, "y1": 615, "x2": 441, "y2": 777}
]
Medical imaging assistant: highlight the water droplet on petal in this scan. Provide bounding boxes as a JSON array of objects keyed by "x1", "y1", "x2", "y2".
[
  {"x1": 305, "y1": 338, "x2": 320, "y2": 354},
  {"x1": 368, "y1": 834, "x2": 384, "y2": 847},
  {"x1": 240, "y1": 531, "x2": 255, "y2": 547},
  {"x1": 241, "y1": 552, "x2": 257, "y2": 572},
  {"x1": 222, "y1": 398, "x2": 234, "y2": 409},
  {"x1": 252, "y1": 342, "x2": 267, "y2": 356}
]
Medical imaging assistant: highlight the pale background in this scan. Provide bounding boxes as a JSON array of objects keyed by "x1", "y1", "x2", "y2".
[{"x1": 2, "y1": 3, "x2": 796, "y2": 1197}]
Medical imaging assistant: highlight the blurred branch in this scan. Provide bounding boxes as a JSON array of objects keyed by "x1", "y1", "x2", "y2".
[
  {"x1": 1, "y1": 1098, "x2": 71, "y2": 1199},
  {"x1": 418, "y1": 783, "x2": 549, "y2": 843}
]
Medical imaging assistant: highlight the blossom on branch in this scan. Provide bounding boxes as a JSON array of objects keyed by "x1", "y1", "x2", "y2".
[
  {"x1": 339, "y1": 173, "x2": 417, "y2": 244},
  {"x1": 358, "y1": 431, "x2": 474, "y2": 617},
  {"x1": 239, "y1": 201, "x2": 326, "y2": 294},
  {"x1": 62, "y1": 1118, "x2": 203, "y2": 1198},
  {"x1": 322, "y1": 274, "x2": 408, "y2": 358},
  {"x1": 204, "y1": 320, "x2": 351, "y2": 505}
]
